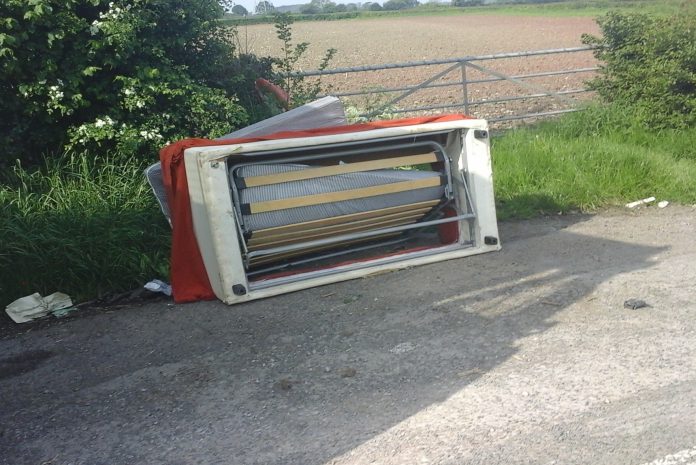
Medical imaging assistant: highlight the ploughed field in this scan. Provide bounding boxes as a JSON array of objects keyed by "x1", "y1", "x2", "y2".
[{"x1": 241, "y1": 15, "x2": 601, "y2": 122}]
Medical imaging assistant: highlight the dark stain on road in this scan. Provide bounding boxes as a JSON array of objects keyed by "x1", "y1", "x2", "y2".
[{"x1": 0, "y1": 349, "x2": 54, "y2": 380}]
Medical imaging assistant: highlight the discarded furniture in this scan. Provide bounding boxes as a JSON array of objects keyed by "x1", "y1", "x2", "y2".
[
  {"x1": 148, "y1": 96, "x2": 347, "y2": 226},
  {"x1": 181, "y1": 117, "x2": 500, "y2": 304}
]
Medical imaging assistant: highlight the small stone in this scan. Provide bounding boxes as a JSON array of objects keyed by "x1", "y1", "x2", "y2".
[
  {"x1": 389, "y1": 342, "x2": 416, "y2": 354},
  {"x1": 276, "y1": 378, "x2": 293, "y2": 391},
  {"x1": 339, "y1": 367, "x2": 357, "y2": 378},
  {"x1": 658, "y1": 200, "x2": 669, "y2": 208},
  {"x1": 624, "y1": 299, "x2": 650, "y2": 310}
]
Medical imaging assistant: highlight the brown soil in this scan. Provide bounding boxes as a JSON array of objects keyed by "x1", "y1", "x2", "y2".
[{"x1": 240, "y1": 15, "x2": 601, "y2": 121}]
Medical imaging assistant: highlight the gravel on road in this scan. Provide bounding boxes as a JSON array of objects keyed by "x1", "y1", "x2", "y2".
[{"x1": 1, "y1": 206, "x2": 695, "y2": 465}]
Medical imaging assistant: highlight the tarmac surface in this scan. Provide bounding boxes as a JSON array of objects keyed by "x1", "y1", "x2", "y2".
[{"x1": 1, "y1": 206, "x2": 695, "y2": 465}]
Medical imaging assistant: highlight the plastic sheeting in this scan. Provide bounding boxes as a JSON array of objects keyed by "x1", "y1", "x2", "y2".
[
  {"x1": 218, "y1": 96, "x2": 346, "y2": 140},
  {"x1": 146, "y1": 96, "x2": 347, "y2": 224}
]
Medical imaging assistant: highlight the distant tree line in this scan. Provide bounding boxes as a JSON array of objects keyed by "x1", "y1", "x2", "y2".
[
  {"x1": 224, "y1": 0, "x2": 427, "y2": 16},
  {"x1": 223, "y1": 0, "x2": 583, "y2": 17},
  {"x1": 300, "y1": 0, "x2": 421, "y2": 13}
]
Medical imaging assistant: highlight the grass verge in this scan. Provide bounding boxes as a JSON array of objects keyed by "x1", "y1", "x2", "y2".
[
  {"x1": 492, "y1": 104, "x2": 696, "y2": 219},
  {"x1": 0, "y1": 154, "x2": 170, "y2": 308},
  {"x1": 1, "y1": 103, "x2": 694, "y2": 307}
]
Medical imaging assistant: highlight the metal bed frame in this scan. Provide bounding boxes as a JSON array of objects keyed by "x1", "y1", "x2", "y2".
[
  {"x1": 182, "y1": 119, "x2": 500, "y2": 304},
  {"x1": 226, "y1": 136, "x2": 470, "y2": 272}
]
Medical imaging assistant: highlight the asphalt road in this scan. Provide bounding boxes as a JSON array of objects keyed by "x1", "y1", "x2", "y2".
[{"x1": 1, "y1": 207, "x2": 695, "y2": 465}]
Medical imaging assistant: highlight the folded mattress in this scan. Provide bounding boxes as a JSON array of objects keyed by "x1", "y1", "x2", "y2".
[{"x1": 233, "y1": 163, "x2": 445, "y2": 232}]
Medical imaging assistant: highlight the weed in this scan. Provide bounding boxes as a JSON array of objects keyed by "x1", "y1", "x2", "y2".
[
  {"x1": 344, "y1": 89, "x2": 399, "y2": 123},
  {"x1": 273, "y1": 13, "x2": 337, "y2": 107},
  {"x1": 492, "y1": 104, "x2": 696, "y2": 219},
  {"x1": 0, "y1": 154, "x2": 170, "y2": 307}
]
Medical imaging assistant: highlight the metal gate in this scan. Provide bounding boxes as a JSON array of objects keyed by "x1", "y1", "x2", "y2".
[{"x1": 292, "y1": 46, "x2": 598, "y2": 124}]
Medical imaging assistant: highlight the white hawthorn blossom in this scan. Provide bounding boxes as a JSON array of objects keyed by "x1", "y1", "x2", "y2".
[{"x1": 139, "y1": 129, "x2": 163, "y2": 140}]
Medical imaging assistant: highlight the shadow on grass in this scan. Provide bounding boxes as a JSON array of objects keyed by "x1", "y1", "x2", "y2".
[
  {"x1": 0, "y1": 207, "x2": 171, "y2": 309},
  {"x1": 0, "y1": 154, "x2": 171, "y2": 309},
  {"x1": 496, "y1": 193, "x2": 569, "y2": 220}
]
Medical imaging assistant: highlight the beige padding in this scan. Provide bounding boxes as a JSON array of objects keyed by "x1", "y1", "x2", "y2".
[
  {"x1": 240, "y1": 153, "x2": 438, "y2": 187},
  {"x1": 248, "y1": 215, "x2": 422, "y2": 251},
  {"x1": 249, "y1": 233, "x2": 401, "y2": 267},
  {"x1": 250, "y1": 200, "x2": 439, "y2": 239},
  {"x1": 248, "y1": 205, "x2": 433, "y2": 246},
  {"x1": 246, "y1": 177, "x2": 443, "y2": 214}
]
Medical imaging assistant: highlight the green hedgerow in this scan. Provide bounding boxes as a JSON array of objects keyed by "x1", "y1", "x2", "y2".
[
  {"x1": 0, "y1": 0, "x2": 275, "y2": 167},
  {"x1": 582, "y1": 9, "x2": 696, "y2": 129}
]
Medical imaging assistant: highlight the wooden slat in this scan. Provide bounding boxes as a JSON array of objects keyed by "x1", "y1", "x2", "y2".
[
  {"x1": 240, "y1": 153, "x2": 438, "y2": 187},
  {"x1": 250, "y1": 200, "x2": 439, "y2": 239},
  {"x1": 249, "y1": 233, "x2": 401, "y2": 268},
  {"x1": 248, "y1": 216, "x2": 421, "y2": 251},
  {"x1": 247, "y1": 206, "x2": 432, "y2": 247},
  {"x1": 247, "y1": 177, "x2": 443, "y2": 214}
]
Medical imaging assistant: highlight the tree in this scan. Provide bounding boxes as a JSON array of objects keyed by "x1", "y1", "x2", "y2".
[
  {"x1": 452, "y1": 0, "x2": 483, "y2": 6},
  {"x1": 322, "y1": 1, "x2": 338, "y2": 12},
  {"x1": 384, "y1": 0, "x2": 418, "y2": 10},
  {"x1": 0, "y1": 0, "x2": 275, "y2": 165},
  {"x1": 300, "y1": 0, "x2": 342, "y2": 14},
  {"x1": 255, "y1": 0, "x2": 275, "y2": 14},
  {"x1": 300, "y1": 2, "x2": 320, "y2": 13},
  {"x1": 367, "y1": 2, "x2": 383, "y2": 10},
  {"x1": 232, "y1": 4, "x2": 249, "y2": 15},
  {"x1": 273, "y1": 13, "x2": 336, "y2": 106},
  {"x1": 219, "y1": 0, "x2": 235, "y2": 12}
]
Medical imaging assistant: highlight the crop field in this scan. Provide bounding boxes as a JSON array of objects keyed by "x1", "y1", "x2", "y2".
[{"x1": 240, "y1": 15, "x2": 601, "y2": 121}]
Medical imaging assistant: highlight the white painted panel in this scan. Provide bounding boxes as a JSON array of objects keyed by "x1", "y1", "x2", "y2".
[{"x1": 185, "y1": 119, "x2": 500, "y2": 305}]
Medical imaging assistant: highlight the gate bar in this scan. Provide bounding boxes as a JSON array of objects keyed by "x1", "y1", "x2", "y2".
[
  {"x1": 292, "y1": 46, "x2": 596, "y2": 77},
  {"x1": 321, "y1": 67, "x2": 599, "y2": 98}
]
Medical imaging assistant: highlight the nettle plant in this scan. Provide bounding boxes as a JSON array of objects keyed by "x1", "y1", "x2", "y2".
[
  {"x1": 344, "y1": 89, "x2": 399, "y2": 123},
  {"x1": 0, "y1": 0, "x2": 259, "y2": 166},
  {"x1": 273, "y1": 13, "x2": 336, "y2": 107}
]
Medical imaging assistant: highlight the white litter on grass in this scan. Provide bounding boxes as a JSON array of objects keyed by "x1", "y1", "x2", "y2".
[
  {"x1": 658, "y1": 200, "x2": 670, "y2": 208},
  {"x1": 639, "y1": 446, "x2": 696, "y2": 465},
  {"x1": 5, "y1": 292, "x2": 73, "y2": 324},
  {"x1": 144, "y1": 279, "x2": 172, "y2": 296},
  {"x1": 389, "y1": 342, "x2": 416, "y2": 354},
  {"x1": 626, "y1": 197, "x2": 656, "y2": 208}
]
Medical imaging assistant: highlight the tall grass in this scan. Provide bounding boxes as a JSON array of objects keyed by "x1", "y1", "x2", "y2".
[
  {"x1": 492, "y1": 104, "x2": 696, "y2": 219},
  {"x1": 1, "y1": 104, "x2": 694, "y2": 307},
  {"x1": 0, "y1": 154, "x2": 170, "y2": 307}
]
